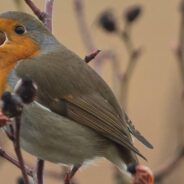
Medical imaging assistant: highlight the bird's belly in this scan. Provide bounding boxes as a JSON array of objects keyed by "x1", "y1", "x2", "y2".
[{"x1": 20, "y1": 102, "x2": 108, "y2": 165}]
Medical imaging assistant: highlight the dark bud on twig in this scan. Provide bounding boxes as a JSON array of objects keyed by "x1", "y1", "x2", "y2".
[
  {"x1": 124, "y1": 5, "x2": 142, "y2": 24},
  {"x1": 84, "y1": 49, "x2": 101, "y2": 63},
  {"x1": 14, "y1": 77, "x2": 38, "y2": 104},
  {"x1": 98, "y1": 10, "x2": 117, "y2": 32},
  {"x1": 1, "y1": 92, "x2": 23, "y2": 117}
]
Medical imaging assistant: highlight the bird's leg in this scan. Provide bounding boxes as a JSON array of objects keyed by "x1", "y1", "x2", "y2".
[
  {"x1": 64, "y1": 164, "x2": 81, "y2": 184},
  {"x1": 36, "y1": 159, "x2": 44, "y2": 184}
]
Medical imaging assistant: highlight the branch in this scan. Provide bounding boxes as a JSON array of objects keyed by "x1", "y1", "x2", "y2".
[
  {"x1": 153, "y1": 3, "x2": 184, "y2": 183},
  {"x1": 24, "y1": 0, "x2": 54, "y2": 31},
  {"x1": 119, "y1": 47, "x2": 142, "y2": 107},
  {"x1": 73, "y1": 0, "x2": 120, "y2": 74},
  {"x1": 0, "y1": 147, "x2": 33, "y2": 176},
  {"x1": 43, "y1": 0, "x2": 54, "y2": 32},
  {"x1": 176, "y1": 0, "x2": 184, "y2": 83},
  {"x1": 14, "y1": 117, "x2": 30, "y2": 184},
  {"x1": 1, "y1": 79, "x2": 38, "y2": 183},
  {"x1": 154, "y1": 147, "x2": 184, "y2": 183},
  {"x1": 24, "y1": 0, "x2": 46, "y2": 21},
  {"x1": 173, "y1": 0, "x2": 184, "y2": 151},
  {"x1": 73, "y1": 0, "x2": 95, "y2": 51}
]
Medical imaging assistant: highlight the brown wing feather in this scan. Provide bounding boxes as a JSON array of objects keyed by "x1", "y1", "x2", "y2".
[
  {"x1": 123, "y1": 112, "x2": 153, "y2": 149},
  {"x1": 61, "y1": 94, "x2": 146, "y2": 160}
]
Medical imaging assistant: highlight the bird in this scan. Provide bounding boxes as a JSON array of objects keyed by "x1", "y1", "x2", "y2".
[{"x1": 0, "y1": 11, "x2": 153, "y2": 184}]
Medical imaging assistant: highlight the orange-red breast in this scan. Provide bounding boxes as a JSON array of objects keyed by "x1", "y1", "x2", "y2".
[{"x1": 0, "y1": 11, "x2": 153, "y2": 183}]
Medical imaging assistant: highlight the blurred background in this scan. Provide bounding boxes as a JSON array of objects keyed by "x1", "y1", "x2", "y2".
[{"x1": 0, "y1": 0, "x2": 184, "y2": 184}]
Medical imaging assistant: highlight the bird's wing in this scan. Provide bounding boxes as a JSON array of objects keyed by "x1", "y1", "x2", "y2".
[
  {"x1": 122, "y1": 111, "x2": 153, "y2": 149},
  {"x1": 45, "y1": 91, "x2": 146, "y2": 160},
  {"x1": 16, "y1": 52, "x2": 152, "y2": 159}
]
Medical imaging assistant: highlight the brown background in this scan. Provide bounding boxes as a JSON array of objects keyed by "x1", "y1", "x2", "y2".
[{"x1": 0, "y1": 0, "x2": 184, "y2": 184}]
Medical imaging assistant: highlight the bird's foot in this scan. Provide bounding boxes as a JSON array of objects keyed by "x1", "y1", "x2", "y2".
[
  {"x1": 0, "y1": 111, "x2": 10, "y2": 127},
  {"x1": 133, "y1": 165, "x2": 154, "y2": 184}
]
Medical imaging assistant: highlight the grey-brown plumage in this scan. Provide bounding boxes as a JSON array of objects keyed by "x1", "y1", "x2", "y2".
[{"x1": 1, "y1": 11, "x2": 152, "y2": 171}]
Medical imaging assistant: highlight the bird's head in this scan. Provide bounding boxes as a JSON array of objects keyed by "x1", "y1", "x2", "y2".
[{"x1": 0, "y1": 11, "x2": 58, "y2": 96}]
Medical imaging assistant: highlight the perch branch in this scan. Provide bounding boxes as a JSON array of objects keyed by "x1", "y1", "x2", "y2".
[{"x1": 14, "y1": 117, "x2": 30, "y2": 184}]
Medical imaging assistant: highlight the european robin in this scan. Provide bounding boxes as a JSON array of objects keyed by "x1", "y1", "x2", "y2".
[{"x1": 0, "y1": 11, "x2": 153, "y2": 184}]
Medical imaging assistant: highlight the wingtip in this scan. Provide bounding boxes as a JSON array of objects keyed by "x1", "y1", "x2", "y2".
[{"x1": 144, "y1": 141, "x2": 154, "y2": 149}]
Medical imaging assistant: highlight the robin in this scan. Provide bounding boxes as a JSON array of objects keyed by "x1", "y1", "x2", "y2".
[{"x1": 0, "y1": 11, "x2": 154, "y2": 184}]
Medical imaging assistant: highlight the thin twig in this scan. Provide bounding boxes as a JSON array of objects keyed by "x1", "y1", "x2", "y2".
[
  {"x1": 14, "y1": 117, "x2": 30, "y2": 184},
  {"x1": 154, "y1": 1, "x2": 184, "y2": 183},
  {"x1": 84, "y1": 49, "x2": 101, "y2": 63},
  {"x1": 118, "y1": 25, "x2": 142, "y2": 107},
  {"x1": 73, "y1": 0, "x2": 100, "y2": 73},
  {"x1": 73, "y1": 0, "x2": 95, "y2": 51},
  {"x1": 24, "y1": 0, "x2": 54, "y2": 31},
  {"x1": 36, "y1": 159, "x2": 44, "y2": 184},
  {"x1": 119, "y1": 50, "x2": 141, "y2": 107},
  {"x1": 43, "y1": 0, "x2": 54, "y2": 31},
  {"x1": 0, "y1": 146, "x2": 33, "y2": 176},
  {"x1": 73, "y1": 0, "x2": 119, "y2": 74},
  {"x1": 177, "y1": 0, "x2": 184, "y2": 84},
  {"x1": 154, "y1": 147, "x2": 184, "y2": 183},
  {"x1": 175, "y1": 0, "x2": 184, "y2": 146},
  {"x1": 24, "y1": 0, "x2": 46, "y2": 21}
]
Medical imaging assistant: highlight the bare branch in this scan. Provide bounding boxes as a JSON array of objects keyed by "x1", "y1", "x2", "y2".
[
  {"x1": 73, "y1": 0, "x2": 121, "y2": 89},
  {"x1": 73, "y1": 0, "x2": 95, "y2": 51},
  {"x1": 119, "y1": 47, "x2": 142, "y2": 107},
  {"x1": 173, "y1": 0, "x2": 184, "y2": 155},
  {"x1": 14, "y1": 117, "x2": 30, "y2": 184},
  {"x1": 0, "y1": 147, "x2": 33, "y2": 176},
  {"x1": 154, "y1": 147, "x2": 184, "y2": 183},
  {"x1": 43, "y1": 0, "x2": 54, "y2": 32},
  {"x1": 24, "y1": 0, "x2": 54, "y2": 32},
  {"x1": 24, "y1": 0, "x2": 46, "y2": 21}
]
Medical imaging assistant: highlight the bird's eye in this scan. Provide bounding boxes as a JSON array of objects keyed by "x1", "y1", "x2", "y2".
[{"x1": 14, "y1": 25, "x2": 26, "y2": 35}]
